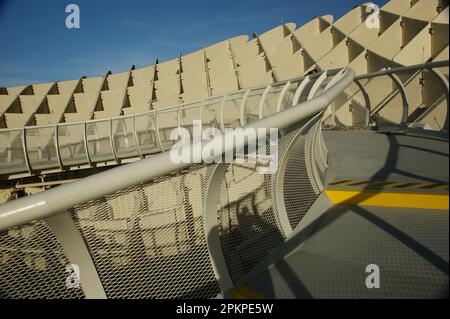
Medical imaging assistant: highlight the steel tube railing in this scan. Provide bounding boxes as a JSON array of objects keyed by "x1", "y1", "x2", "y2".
[
  {"x1": 0, "y1": 68, "x2": 355, "y2": 231},
  {"x1": 0, "y1": 69, "x2": 341, "y2": 177},
  {"x1": 349, "y1": 60, "x2": 449, "y2": 128},
  {"x1": 0, "y1": 62, "x2": 447, "y2": 178},
  {"x1": 353, "y1": 60, "x2": 449, "y2": 80}
]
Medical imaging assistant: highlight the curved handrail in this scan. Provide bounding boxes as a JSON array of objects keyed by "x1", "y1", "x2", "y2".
[
  {"x1": 0, "y1": 71, "x2": 341, "y2": 133},
  {"x1": 0, "y1": 68, "x2": 355, "y2": 231},
  {"x1": 352, "y1": 60, "x2": 449, "y2": 128},
  {"x1": 0, "y1": 69, "x2": 343, "y2": 177},
  {"x1": 324, "y1": 60, "x2": 449, "y2": 128},
  {"x1": 386, "y1": 72, "x2": 409, "y2": 126}
]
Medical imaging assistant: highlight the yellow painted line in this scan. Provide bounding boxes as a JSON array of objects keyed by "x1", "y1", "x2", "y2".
[
  {"x1": 406, "y1": 182, "x2": 433, "y2": 189},
  {"x1": 325, "y1": 189, "x2": 449, "y2": 210},
  {"x1": 382, "y1": 182, "x2": 409, "y2": 188},
  {"x1": 232, "y1": 284, "x2": 265, "y2": 299},
  {"x1": 330, "y1": 180, "x2": 359, "y2": 186},
  {"x1": 433, "y1": 185, "x2": 449, "y2": 190},
  {"x1": 382, "y1": 181, "x2": 426, "y2": 188}
]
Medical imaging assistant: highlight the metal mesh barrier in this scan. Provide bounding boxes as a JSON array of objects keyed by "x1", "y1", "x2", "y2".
[
  {"x1": 216, "y1": 162, "x2": 284, "y2": 284},
  {"x1": 0, "y1": 221, "x2": 85, "y2": 299},
  {"x1": 0, "y1": 101, "x2": 335, "y2": 299},
  {"x1": 313, "y1": 119, "x2": 328, "y2": 182},
  {"x1": 70, "y1": 166, "x2": 220, "y2": 298},
  {"x1": 0, "y1": 116, "x2": 329, "y2": 299},
  {"x1": 283, "y1": 118, "x2": 324, "y2": 229},
  {"x1": 0, "y1": 61, "x2": 446, "y2": 298}
]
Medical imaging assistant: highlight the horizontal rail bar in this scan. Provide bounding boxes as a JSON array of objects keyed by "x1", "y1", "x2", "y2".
[
  {"x1": 0, "y1": 62, "x2": 445, "y2": 134},
  {"x1": 1, "y1": 61, "x2": 447, "y2": 179},
  {"x1": 0, "y1": 70, "x2": 341, "y2": 133},
  {"x1": 354, "y1": 60, "x2": 448, "y2": 81}
]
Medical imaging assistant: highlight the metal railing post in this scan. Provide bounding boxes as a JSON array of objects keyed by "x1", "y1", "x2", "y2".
[
  {"x1": 0, "y1": 68, "x2": 355, "y2": 231},
  {"x1": 428, "y1": 67, "x2": 449, "y2": 133},
  {"x1": 22, "y1": 127, "x2": 33, "y2": 175},
  {"x1": 45, "y1": 211, "x2": 107, "y2": 299},
  {"x1": 387, "y1": 73, "x2": 409, "y2": 126},
  {"x1": 353, "y1": 79, "x2": 371, "y2": 126},
  {"x1": 132, "y1": 115, "x2": 144, "y2": 159},
  {"x1": 203, "y1": 163, "x2": 234, "y2": 291},
  {"x1": 54, "y1": 124, "x2": 64, "y2": 171},
  {"x1": 83, "y1": 122, "x2": 92, "y2": 167}
]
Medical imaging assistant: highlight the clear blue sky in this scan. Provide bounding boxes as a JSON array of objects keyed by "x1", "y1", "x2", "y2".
[{"x1": 0, "y1": 0, "x2": 388, "y2": 87}]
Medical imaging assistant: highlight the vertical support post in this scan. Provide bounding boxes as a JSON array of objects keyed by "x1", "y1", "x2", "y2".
[
  {"x1": 22, "y1": 127, "x2": 33, "y2": 175},
  {"x1": 83, "y1": 121, "x2": 92, "y2": 167},
  {"x1": 387, "y1": 73, "x2": 409, "y2": 126},
  {"x1": 258, "y1": 85, "x2": 272, "y2": 119},
  {"x1": 54, "y1": 124, "x2": 64, "y2": 170},
  {"x1": 219, "y1": 94, "x2": 228, "y2": 131},
  {"x1": 154, "y1": 111, "x2": 165, "y2": 152},
  {"x1": 199, "y1": 99, "x2": 204, "y2": 126},
  {"x1": 204, "y1": 163, "x2": 234, "y2": 292},
  {"x1": 313, "y1": 113, "x2": 327, "y2": 171},
  {"x1": 45, "y1": 211, "x2": 107, "y2": 299},
  {"x1": 293, "y1": 75, "x2": 312, "y2": 105},
  {"x1": 109, "y1": 118, "x2": 119, "y2": 164},
  {"x1": 276, "y1": 81, "x2": 291, "y2": 112},
  {"x1": 353, "y1": 79, "x2": 371, "y2": 126},
  {"x1": 239, "y1": 89, "x2": 250, "y2": 126},
  {"x1": 310, "y1": 120, "x2": 324, "y2": 191},
  {"x1": 307, "y1": 71, "x2": 328, "y2": 100},
  {"x1": 132, "y1": 114, "x2": 143, "y2": 159},
  {"x1": 428, "y1": 68, "x2": 449, "y2": 133},
  {"x1": 177, "y1": 102, "x2": 183, "y2": 133}
]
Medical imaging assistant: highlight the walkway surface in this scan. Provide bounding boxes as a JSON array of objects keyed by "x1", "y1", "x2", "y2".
[{"x1": 227, "y1": 128, "x2": 449, "y2": 298}]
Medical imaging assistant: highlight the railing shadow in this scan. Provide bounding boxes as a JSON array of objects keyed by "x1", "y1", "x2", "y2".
[{"x1": 228, "y1": 131, "x2": 448, "y2": 298}]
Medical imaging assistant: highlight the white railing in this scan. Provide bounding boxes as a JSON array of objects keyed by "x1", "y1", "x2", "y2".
[
  {"x1": 0, "y1": 67, "x2": 354, "y2": 231},
  {"x1": 328, "y1": 60, "x2": 449, "y2": 129},
  {"x1": 0, "y1": 67, "x2": 354, "y2": 299},
  {"x1": 0, "y1": 69, "x2": 344, "y2": 177}
]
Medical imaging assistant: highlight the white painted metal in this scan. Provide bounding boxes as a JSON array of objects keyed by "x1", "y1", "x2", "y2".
[{"x1": 0, "y1": 68, "x2": 355, "y2": 230}]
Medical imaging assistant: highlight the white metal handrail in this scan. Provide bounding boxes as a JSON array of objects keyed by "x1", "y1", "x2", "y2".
[
  {"x1": 1, "y1": 62, "x2": 447, "y2": 178},
  {"x1": 350, "y1": 60, "x2": 449, "y2": 128},
  {"x1": 0, "y1": 69, "x2": 343, "y2": 177},
  {"x1": 0, "y1": 68, "x2": 355, "y2": 231}
]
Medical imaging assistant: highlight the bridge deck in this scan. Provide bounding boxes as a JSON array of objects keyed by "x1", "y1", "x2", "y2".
[
  {"x1": 324, "y1": 128, "x2": 448, "y2": 186},
  {"x1": 227, "y1": 128, "x2": 449, "y2": 298}
]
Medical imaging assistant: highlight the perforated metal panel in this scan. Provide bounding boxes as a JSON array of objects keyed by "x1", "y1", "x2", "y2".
[
  {"x1": 0, "y1": 221, "x2": 85, "y2": 299},
  {"x1": 217, "y1": 162, "x2": 284, "y2": 284},
  {"x1": 0, "y1": 118, "x2": 329, "y2": 299},
  {"x1": 70, "y1": 166, "x2": 219, "y2": 298},
  {"x1": 313, "y1": 119, "x2": 328, "y2": 181},
  {"x1": 283, "y1": 119, "x2": 324, "y2": 229}
]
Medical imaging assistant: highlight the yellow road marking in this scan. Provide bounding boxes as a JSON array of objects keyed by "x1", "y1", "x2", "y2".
[
  {"x1": 383, "y1": 182, "x2": 410, "y2": 188},
  {"x1": 433, "y1": 185, "x2": 449, "y2": 190},
  {"x1": 330, "y1": 180, "x2": 355, "y2": 186},
  {"x1": 406, "y1": 182, "x2": 432, "y2": 189},
  {"x1": 232, "y1": 284, "x2": 265, "y2": 299},
  {"x1": 325, "y1": 189, "x2": 449, "y2": 210}
]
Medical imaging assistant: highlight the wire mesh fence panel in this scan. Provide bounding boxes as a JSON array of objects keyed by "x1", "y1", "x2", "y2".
[
  {"x1": 0, "y1": 221, "x2": 85, "y2": 299},
  {"x1": 216, "y1": 162, "x2": 284, "y2": 284},
  {"x1": 70, "y1": 165, "x2": 219, "y2": 299},
  {"x1": 283, "y1": 119, "x2": 322, "y2": 229},
  {"x1": 0, "y1": 116, "x2": 329, "y2": 298}
]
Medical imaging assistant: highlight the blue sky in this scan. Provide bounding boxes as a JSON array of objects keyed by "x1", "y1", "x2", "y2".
[{"x1": 0, "y1": 0, "x2": 388, "y2": 87}]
